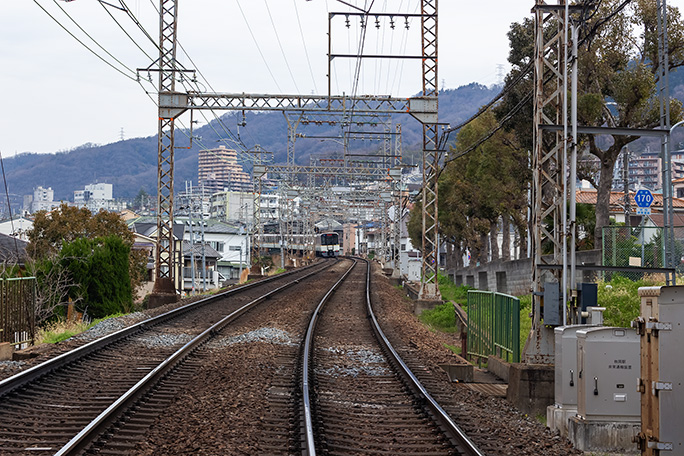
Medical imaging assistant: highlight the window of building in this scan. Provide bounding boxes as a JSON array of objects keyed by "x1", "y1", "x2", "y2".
[
  {"x1": 210, "y1": 241, "x2": 225, "y2": 252},
  {"x1": 229, "y1": 245, "x2": 241, "y2": 251}
]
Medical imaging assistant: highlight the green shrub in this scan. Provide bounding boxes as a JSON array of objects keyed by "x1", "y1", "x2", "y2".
[
  {"x1": 517, "y1": 294, "x2": 532, "y2": 352},
  {"x1": 419, "y1": 302, "x2": 457, "y2": 333},
  {"x1": 60, "y1": 235, "x2": 133, "y2": 319},
  {"x1": 599, "y1": 275, "x2": 662, "y2": 327},
  {"x1": 437, "y1": 274, "x2": 473, "y2": 307}
]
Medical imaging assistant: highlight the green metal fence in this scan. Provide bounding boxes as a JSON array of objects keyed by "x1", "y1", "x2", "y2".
[
  {"x1": 467, "y1": 290, "x2": 520, "y2": 363},
  {"x1": 0, "y1": 277, "x2": 36, "y2": 346}
]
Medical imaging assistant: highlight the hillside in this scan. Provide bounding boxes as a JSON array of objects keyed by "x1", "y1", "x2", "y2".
[{"x1": 4, "y1": 83, "x2": 501, "y2": 203}]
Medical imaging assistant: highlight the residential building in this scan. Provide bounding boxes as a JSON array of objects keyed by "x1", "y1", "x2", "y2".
[
  {"x1": 675, "y1": 177, "x2": 684, "y2": 199},
  {"x1": 576, "y1": 189, "x2": 684, "y2": 225},
  {"x1": 0, "y1": 217, "x2": 33, "y2": 241},
  {"x1": 0, "y1": 233, "x2": 28, "y2": 267},
  {"x1": 131, "y1": 231, "x2": 156, "y2": 301},
  {"x1": 209, "y1": 190, "x2": 281, "y2": 225},
  {"x1": 128, "y1": 219, "x2": 185, "y2": 294},
  {"x1": 628, "y1": 151, "x2": 661, "y2": 190},
  {"x1": 181, "y1": 241, "x2": 222, "y2": 293},
  {"x1": 176, "y1": 217, "x2": 249, "y2": 283},
  {"x1": 74, "y1": 183, "x2": 124, "y2": 212},
  {"x1": 209, "y1": 190, "x2": 253, "y2": 222},
  {"x1": 31, "y1": 186, "x2": 59, "y2": 213},
  {"x1": 198, "y1": 146, "x2": 251, "y2": 193}
]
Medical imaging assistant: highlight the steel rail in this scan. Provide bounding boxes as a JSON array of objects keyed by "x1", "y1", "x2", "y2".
[
  {"x1": 0, "y1": 260, "x2": 330, "y2": 398},
  {"x1": 53, "y1": 259, "x2": 336, "y2": 456},
  {"x1": 301, "y1": 258, "x2": 358, "y2": 456},
  {"x1": 363, "y1": 260, "x2": 485, "y2": 456}
]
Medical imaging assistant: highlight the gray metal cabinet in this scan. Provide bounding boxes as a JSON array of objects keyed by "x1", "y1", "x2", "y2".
[{"x1": 576, "y1": 327, "x2": 640, "y2": 422}]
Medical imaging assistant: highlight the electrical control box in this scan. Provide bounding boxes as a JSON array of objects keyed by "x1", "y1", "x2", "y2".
[
  {"x1": 636, "y1": 286, "x2": 684, "y2": 454},
  {"x1": 554, "y1": 325, "x2": 596, "y2": 408},
  {"x1": 543, "y1": 281, "x2": 561, "y2": 326},
  {"x1": 576, "y1": 327, "x2": 640, "y2": 422}
]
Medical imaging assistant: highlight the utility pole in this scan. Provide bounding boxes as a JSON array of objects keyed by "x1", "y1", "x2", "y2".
[
  {"x1": 657, "y1": 0, "x2": 674, "y2": 282},
  {"x1": 623, "y1": 148, "x2": 631, "y2": 226},
  {"x1": 186, "y1": 181, "x2": 196, "y2": 295},
  {"x1": 199, "y1": 184, "x2": 207, "y2": 292}
]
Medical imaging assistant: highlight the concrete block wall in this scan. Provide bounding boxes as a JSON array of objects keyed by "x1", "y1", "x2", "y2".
[{"x1": 450, "y1": 250, "x2": 602, "y2": 295}]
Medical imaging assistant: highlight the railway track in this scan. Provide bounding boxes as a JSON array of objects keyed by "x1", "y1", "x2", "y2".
[
  {"x1": 0, "y1": 257, "x2": 488, "y2": 455},
  {"x1": 300, "y1": 258, "x2": 484, "y2": 456},
  {"x1": 0, "y1": 260, "x2": 335, "y2": 455}
]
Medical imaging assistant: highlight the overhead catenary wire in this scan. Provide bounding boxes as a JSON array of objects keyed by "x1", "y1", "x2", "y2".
[
  {"x1": 389, "y1": 1, "x2": 418, "y2": 96},
  {"x1": 444, "y1": 61, "x2": 534, "y2": 136},
  {"x1": 292, "y1": 0, "x2": 319, "y2": 93},
  {"x1": 49, "y1": 0, "x2": 140, "y2": 76},
  {"x1": 235, "y1": 0, "x2": 283, "y2": 93},
  {"x1": 99, "y1": 0, "x2": 156, "y2": 62},
  {"x1": 122, "y1": 0, "x2": 163, "y2": 51},
  {"x1": 33, "y1": 0, "x2": 138, "y2": 81},
  {"x1": 345, "y1": 0, "x2": 375, "y2": 135},
  {"x1": 139, "y1": 76, "x2": 252, "y2": 172},
  {"x1": 141, "y1": 0, "x2": 251, "y2": 154},
  {"x1": 264, "y1": 0, "x2": 301, "y2": 93},
  {"x1": 432, "y1": 0, "x2": 627, "y2": 185}
]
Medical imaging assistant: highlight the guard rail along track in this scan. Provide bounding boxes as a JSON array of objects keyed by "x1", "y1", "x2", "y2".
[
  {"x1": 299, "y1": 257, "x2": 484, "y2": 456},
  {"x1": 0, "y1": 259, "x2": 336, "y2": 455}
]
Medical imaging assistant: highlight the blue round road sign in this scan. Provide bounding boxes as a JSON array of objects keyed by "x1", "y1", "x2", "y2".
[{"x1": 635, "y1": 189, "x2": 654, "y2": 208}]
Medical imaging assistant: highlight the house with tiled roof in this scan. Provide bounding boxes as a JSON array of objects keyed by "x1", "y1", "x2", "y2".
[
  {"x1": 129, "y1": 216, "x2": 249, "y2": 286},
  {"x1": 0, "y1": 233, "x2": 28, "y2": 267},
  {"x1": 577, "y1": 189, "x2": 684, "y2": 254},
  {"x1": 576, "y1": 189, "x2": 684, "y2": 226}
]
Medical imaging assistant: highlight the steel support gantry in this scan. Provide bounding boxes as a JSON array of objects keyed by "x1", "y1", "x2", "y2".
[
  {"x1": 151, "y1": 0, "x2": 441, "y2": 301},
  {"x1": 150, "y1": 0, "x2": 181, "y2": 305},
  {"x1": 530, "y1": 1, "x2": 673, "y2": 363},
  {"x1": 415, "y1": 0, "x2": 441, "y2": 300}
]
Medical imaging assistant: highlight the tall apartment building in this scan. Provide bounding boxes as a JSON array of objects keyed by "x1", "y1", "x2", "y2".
[
  {"x1": 198, "y1": 146, "x2": 251, "y2": 193},
  {"x1": 31, "y1": 186, "x2": 59, "y2": 213}
]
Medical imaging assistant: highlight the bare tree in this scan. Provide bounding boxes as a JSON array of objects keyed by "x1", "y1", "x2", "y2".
[{"x1": 27, "y1": 257, "x2": 84, "y2": 325}]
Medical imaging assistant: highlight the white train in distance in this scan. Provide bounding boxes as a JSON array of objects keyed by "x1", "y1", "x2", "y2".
[{"x1": 314, "y1": 232, "x2": 340, "y2": 257}]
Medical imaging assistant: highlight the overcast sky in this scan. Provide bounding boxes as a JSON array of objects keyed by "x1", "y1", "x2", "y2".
[{"x1": 0, "y1": 1, "x2": 533, "y2": 156}]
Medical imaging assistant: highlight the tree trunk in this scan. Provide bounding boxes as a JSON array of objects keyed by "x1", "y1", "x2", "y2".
[
  {"x1": 502, "y1": 215, "x2": 511, "y2": 261},
  {"x1": 595, "y1": 153, "x2": 618, "y2": 249},
  {"x1": 445, "y1": 241, "x2": 454, "y2": 270},
  {"x1": 490, "y1": 220, "x2": 499, "y2": 262},
  {"x1": 480, "y1": 233, "x2": 489, "y2": 264}
]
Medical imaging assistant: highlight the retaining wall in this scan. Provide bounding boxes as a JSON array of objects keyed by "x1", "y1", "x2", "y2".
[{"x1": 449, "y1": 250, "x2": 602, "y2": 296}]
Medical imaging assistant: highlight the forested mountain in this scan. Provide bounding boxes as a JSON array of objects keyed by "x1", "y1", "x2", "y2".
[
  {"x1": 4, "y1": 83, "x2": 500, "y2": 202},
  {"x1": 5, "y1": 69, "x2": 684, "y2": 204}
]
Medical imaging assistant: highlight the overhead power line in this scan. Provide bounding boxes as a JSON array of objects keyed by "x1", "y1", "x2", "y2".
[
  {"x1": 236, "y1": 0, "x2": 283, "y2": 92},
  {"x1": 34, "y1": 0, "x2": 138, "y2": 81}
]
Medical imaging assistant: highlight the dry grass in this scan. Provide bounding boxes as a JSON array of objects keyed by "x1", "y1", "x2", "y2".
[{"x1": 36, "y1": 319, "x2": 91, "y2": 344}]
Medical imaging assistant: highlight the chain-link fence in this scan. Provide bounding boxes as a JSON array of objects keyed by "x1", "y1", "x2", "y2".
[{"x1": 602, "y1": 226, "x2": 683, "y2": 281}]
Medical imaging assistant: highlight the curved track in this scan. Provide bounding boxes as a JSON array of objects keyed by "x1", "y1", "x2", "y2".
[{"x1": 300, "y1": 258, "x2": 484, "y2": 456}]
